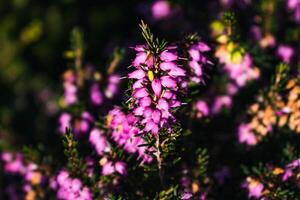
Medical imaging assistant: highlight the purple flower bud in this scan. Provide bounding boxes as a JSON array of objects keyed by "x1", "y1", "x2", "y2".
[
  {"x1": 102, "y1": 161, "x2": 115, "y2": 176},
  {"x1": 134, "y1": 88, "x2": 149, "y2": 98},
  {"x1": 90, "y1": 84, "x2": 103, "y2": 106},
  {"x1": 197, "y1": 42, "x2": 211, "y2": 52},
  {"x1": 188, "y1": 47, "x2": 200, "y2": 61},
  {"x1": 151, "y1": 79, "x2": 162, "y2": 97},
  {"x1": 128, "y1": 69, "x2": 146, "y2": 79},
  {"x1": 161, "y1": 76, "x2": 177, "y2": 88},
  {"x1": 132, "y1": 52, "x2": 148, "y2": 67},
  {"x1": 145, "y1": 120, "x2": 159, "y2": 135},
  {"x1": 157, "y1": 98, "x2": 169, "y2": 111},
  {"x1": 238, "y1": 123, "x2": 257, "y2": 146},
  {"x1": 133, "y1": 79, "x2": 144, "y2": 89},
  {"x1": 160, "y1": 62, "x2": 177, "y2": 71},
  {"x1": 115, "y1": 161, "x2": 127, "y2": 175},
  {"x1": 151, "y1": 0, "x2": 171, "y2": 20},
  {"x1": 89, "y1": 129, "x2": 108, "y2": 155},
  {"x1": 58, "y1": 113, "x2": 72, "y2": 134},
  {"x1": 160, "y1": 51, "x2": 178, "y2": 62},
  {"x1": 277, "y1": 45, "x2": 294, "y2": 63},
  {"x1": 152, "y1": 109, "x2": 161, "y2": 123},
  {"x1": 169, "y1": 66, "x2": 186, "y2": 77},
  {"x1": 139, "y1": 97, "x2": 152, "y2": 107}
]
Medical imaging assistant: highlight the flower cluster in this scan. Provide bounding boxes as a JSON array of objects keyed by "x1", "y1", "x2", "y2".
[
  {"x1": 1, "y1": 152, "x2": 45, "y2": 199},
  {"x1": 277, "y1": 45, "x2": 294, "y2": 64},
  {"x1": 238, "y1": 76, "x2": 300, "y2": 146},
  {"x1": 88, "y1": 128, "x2": 109, "y2": 155},
  {"x1": 215, "y1": 42, "x2": 260, "y2": 88},
  {"x1": 51, "y1": 170, "x2": 92, "y2": 200},
  {"x1": 63, "y1": 70, "x2": 78, "y2": 106},
  {"x1": 186, "y1": 41, "x2": 212, "y2": 84},
  {"x1": 151, "y1": 0, "x2": 171, "y2": 20},
  {"x1": 106, "y1": 107, "x2": 153, "y2": 163},
  {"x1": 58, "y1": 111, "x2": 94, "y2": 135},
  {"x1": 242, "y1": 177, "x2": 264, "y2": 199},
  {"x1": 129, "y1": 45, "x2": 185, "y2": 135},
  {"x1": 99, "y1": 157, "x2": 127, "y2": 176}
]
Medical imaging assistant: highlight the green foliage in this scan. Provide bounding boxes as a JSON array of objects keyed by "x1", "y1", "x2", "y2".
[
  {"x1": 196, "y1": 148, "x2": 209, "y2": 180},
  {"x1": 155, "y1": 185, "x2": 179, "y2": 200},
  {"x1": 139, "y1": 20, "x2": 167, "y2": 54},
  {"x1": 62, "y1": 128, "x2": 87, "y2": 179}
]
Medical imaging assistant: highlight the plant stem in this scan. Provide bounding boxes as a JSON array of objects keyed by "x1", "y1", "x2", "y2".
[
  {"x1": 75, "y1": 48, "x2": 84, "y2": 87},
  {"x1": 156, "y1": 134, "x2": 164, "y2": 187}
]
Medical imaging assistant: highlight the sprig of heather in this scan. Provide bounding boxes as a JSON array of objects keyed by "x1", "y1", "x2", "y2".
[
  {"x1": 50, "y1": 170, "x2": 92, "y2": 200},
  {"x1": 106, "y1": 107, "x2": 153, "y2": 164},
  {"x1": 128, "y1": 21, "x2": 185, "y2": 136},
  {"x1": 237, "y1": 64, "x2": 300, "y2": 146},
  {"x1": 182, "y1": 33, "x2": 212, "y2": 85}
]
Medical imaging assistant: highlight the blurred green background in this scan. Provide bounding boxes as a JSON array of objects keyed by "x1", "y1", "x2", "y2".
[{"x1": 0, "y1": 0, "x2": 149, "y2": 149}]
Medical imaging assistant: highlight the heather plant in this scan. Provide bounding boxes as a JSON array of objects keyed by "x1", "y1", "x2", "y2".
[{"x1": 1, "y1": 1, "x2": 300, "y2": 200}]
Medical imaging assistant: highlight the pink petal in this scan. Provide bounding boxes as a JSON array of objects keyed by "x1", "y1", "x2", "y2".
[
  {"x1": 161, "y1": 76, "x2": 177, "y2": 88},
  {"x1": 152, "y1": 109, "x2": 161, "y2": 123},
  {"x1": 132, "y1": 52, "x2": 147, "y2": 66},
  {"x1": 169, "y1": 67, "x2": 186, "y2": 77},
  {"x1": 157, "y1": 98, "x2": 169, "y2": 111},
  {"x1": 160, "y1": 51, "x2": 178, "y2": 62},
  {"x1": 151, "y1": 79, "x2": 162, "y2": 97},
  {"x1": 134, "y1": 88, "x2": 148, "y2": 99},
  {"x1": 160, "y1": 62, "x2": 177, "y2": 71},
  {"x1": 128, "y1": 69, "x2": 146, "y2": 79},
  {"x1": 139, "y1": 97, "x2": 152, "y2": 107}
]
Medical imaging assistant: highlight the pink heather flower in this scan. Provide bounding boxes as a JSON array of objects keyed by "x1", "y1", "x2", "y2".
[
  {"x1": 90, "y1": 83, "x2": 103, "y2": 106},
  {"x1": 286, "y1": 158, "x2": 300, "y2": 168},
  {"x1": 226, "y1": 83, "x2": 238, "y2": 95},
  {"x1": 63, "y1": 71, "x2": 77, "y2": 106},
  {"x1": 282, "y1": 169, "x2": 293, "y2": 181},
  {"x1": 2, "y1": 153, "x2": 25, "y2": 174},
  {"x1": 277, "y1": 45, "x2": 294, "y2": 63},
  {"x1": 58, "y1": 113, "x2": 72, "y2": 134},
  {"x1": 225, "y1": 54, "x2": 259, "y2": 87},
  {"x1": 107, "y1": 107, "x2": 153, "y2": 164},
  {"x1": 89, "y1": 128, "x2": 109, "y2": 155},
  {"x1": 134, "y1": 88, "x2": 149, "y2": 98},
  {"x1": 195, "y1": 100, "x2": 209, "y2": 117},
  {"x1": 238, "y1": 123, "x2": 257, "y2": 146},
  {"x1": 1, "y1": 152, "x2": 46, "y2": 194},
  {"x1": 1, "y1": 152, "x2": 12, "y2": 162},
  {"x1": 129, "y1": 69, "x2": 146, "y2": 79},
  {"x1": 160, "y1": 51, "x2": 178, "y2": 61},
  {"x1": 102, "y1": 161, "x2": 115, "y2": 176},
  {"x1": 186, "y1": 41, "x2": 212, "y2": 84},
  {"x1": 152, "y1": 79, "x2": 162, "y2": 97},
  {"x1": 161, "y1": 76, "x2": 177, "y2": 88},
  {"x1": 151, "y1": 0, "x2": 171, "y2": 20},
  {"x1": 243, "y1": 178, "x2": 264, "y2": 199},
  {"x1": 212, "y1": 96, "x2": 232, "y2": 114},
  {"x1": 54, "y1": 170, "x2": 92, "y2": 200},
  {"x1": 105, "y1": 74, "x2": 120, "y2": 99},
  {"x1": 77, "y1": 112, "x2": 94, "y2": 134},
  {"x1": 64, "y1": 83, "x2": 77, "y2": 105},
  {"x1": 115, "y1": 161, "x2": 127, "y2": 175},
  {"x1": 128, "y1": 45, "x2": 185, "y2": 135},
  {"x1": 24, "y1": 163, "x2": 38, "y2": 181}
]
